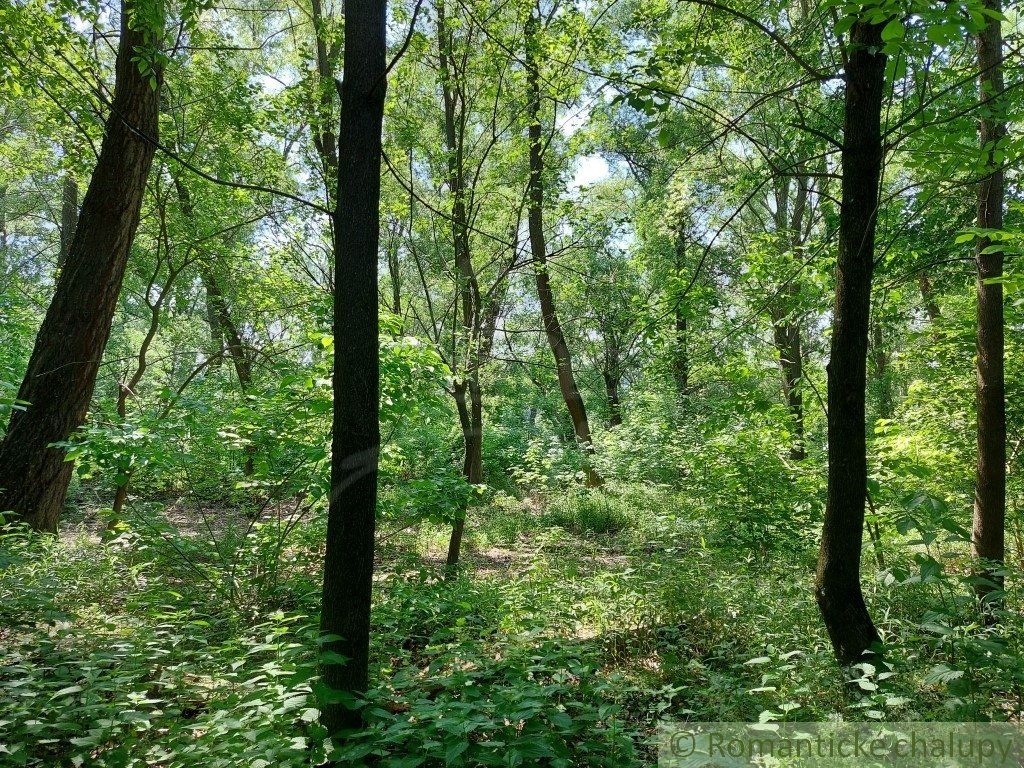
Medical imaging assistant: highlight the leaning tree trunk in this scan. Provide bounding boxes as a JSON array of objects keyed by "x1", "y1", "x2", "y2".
[
  {"x1": 525, "y1": 12, "x2": 600, "y2": 486},
  {"x1": 0, "y1": 1, "x2": 162, "y2": 532},
  {"x1": 972, "y1": 0, "x2": 1006, "y2": 614},
  {"x1": 318, "y1": 0, "x2": 386, "y2": 737},
  {"x1": 814, "y1": 18, "x2": 886, "y2": 664},
  {"x1": 58, "y1": 174, "x2": 78, "y2": 271}
]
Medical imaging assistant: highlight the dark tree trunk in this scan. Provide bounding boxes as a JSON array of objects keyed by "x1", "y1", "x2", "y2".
[
  {"x1": 318, "y1": 0, "x2": 386, "y2": 736},
  {"x1": 972, "y1": 0, "x2": 1006, "y2": 612},
  {"x1": 773, "y1": 308, "x2": 804, "y2": 461},
  {"x1": 309, "y1": 0, "x2": 339, "y2": 192},
  {"x1": 525, "y1": 12, "x2": 599, "y2": 486},
  {"x1": 0, "y1": 2, "x2": 162, "y2": 532},
  {"x1": 603, "y1": 370, "x2": 622, "y2": 427},
  {"x1": 58, "y1": 175, "x2": 78, "y2": 271},
  {"x1": 769, "y1": 173, "x2": 808, "y2": 461},
  {"x1": 918, "y1": 273, "x2": 941, "y2": 321},
  {"x1": 814, "y1": 19, "x2": 885, "y2": 664}
]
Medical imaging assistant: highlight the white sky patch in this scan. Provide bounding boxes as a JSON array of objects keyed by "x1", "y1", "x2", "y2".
[{"x1": 569, "y1": 154, "x2": 610, "y2": 190}]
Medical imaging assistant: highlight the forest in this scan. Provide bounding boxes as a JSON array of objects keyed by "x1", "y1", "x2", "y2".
[{"x1": 0, "y1": 0, "x2": 1021, "y2": 763}]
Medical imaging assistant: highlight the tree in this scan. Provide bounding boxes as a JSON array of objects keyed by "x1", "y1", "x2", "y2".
[
  {"x1": 0, "y1": 0, "x2": 164, "y2": 532},
  {"x1": 318, "y1": 0, "x2": 387, "y2": 736},
  {"x1": 971, "y1": 0, "x2": 1006, "y2": 613},
  {"x1": 814, "y1": 16, "x2": 887, "y2": 664},
  {"x1": 525, "y1": 8, "x2": 600, "y2": 486}
]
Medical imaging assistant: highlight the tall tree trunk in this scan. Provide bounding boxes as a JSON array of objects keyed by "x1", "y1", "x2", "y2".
[
  {"x1": 771, "y1": 174, "x2": 808, "y2": 461},
  {"x1": 525, "y1": 12, "x2": 600, "y2": 486},
  {"x1": 603, "y1": 370, "x2": 622, "y2": 427},
  {"x1": 447, "y1": 379, "x2": 483, "y2": 569},
  {"x1": 972, "y1": 0, "x2": 1006, "y2": 613},
  {"x1": 918, "y1": 273, "x2": 941, "y2": 321},
  {"x1": 438, "y1": 0, "x2": 488, "y2": 569},
  {"x1": 814, "y1": 18, "x2": 885, "y2": 664},
  {"x1": 0, "y1": 1, "x2": 162, "y2": 532},
  {"x1": 672, "y1": 225, "x2": 689, "y2": 397},
  {"x1": 58, "y1": 175, "x2": 78, "y2": 271},
  {"x1": 773, "y1": 304, "x2": 805, "y2": 461},
  {"x1": 172, "y1": 176, "x2": 255, "y2": 473},
  {"x1": 309, "y1": 0, "x2": 339, "y2": 191},
  {"x1": 319, "y1": 0, "x2": 386, "y2": 736}
]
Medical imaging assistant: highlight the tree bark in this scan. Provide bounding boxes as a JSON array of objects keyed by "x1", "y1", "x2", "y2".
[
  {"x1": 972, "y1": 0, "x2": 1006, "y2": 613},
  {"x1": 318, "y1": 0, "x2": 386, "y2": 736},
  {"x1": 0, "y1": 1, "x2": 162, "y2": 532},
  {"x1": 814, "y1": 19, "x2": 885, "y2": 664},
  {"x1": 58, "y1": 175, "x2": 78, "y2": 271},
  {"x1": 770, "y1": 173, "x2": 807, "y2": 461},
  {"x1": 603, "y1": 370, "x2": 622, "y2": 427},
  {"x1": 525, "y1": 11, "x2": 600, "y2": 486},
  {"x1": 773, "y1": 307, "x2": 804, "y2": 461}
]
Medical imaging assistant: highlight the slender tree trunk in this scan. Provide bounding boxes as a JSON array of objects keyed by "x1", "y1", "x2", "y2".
[
  {"x1": 111, "y1": 244, "x2": 185, "y2": 519},
  {"x1": 172, "y1": 176, "x2": 255, "y2": 473},
  {"x1": 525, "y1": 12, "x2": 600, "y2": 486},
  {"x1": 673, "y1": 226, "x2": 689, "y2": 397},
  {"x1": 870, "y1": 320, "x2": 893, "y2": 420},
  {"x1": 770, "y1": 174, "x2": 807, "y2": 461},
  {"x1": 309, "y1": 0, "x2": 339, "y2": 190},
  {"x1": 447, "y1": 379, "x2": 483, "y2": 569},
  {"x1": 0, "y1": 185, "x2": 7, "y2": 253},
  {"x1": 972, "y1": 0, "x2": 1006, "y2": 613},
  {"x1": 814, "y1": 19, "x2": 886, "y2": 664},
  {"x1": 58, "y1": 175, "x2": 78, "y2": 271},
  {"x1": 603, "y1": 370, "x2": 623, "y2": 427},
  {"x1": 319, "y1": 0, "x2": 386, "y2": 736},
  {"x1": 918, "y1": 273, "x2": 941, "y2": 321},
  {"x1": 438, "y1": 0, "x2": 489, "y2": 569},
  {"x1": 0, "y1": 1, "x2": 162, "y2": 532},
  {"x1": 773, "y1": 307, "x2": 805, "y2": 461}
]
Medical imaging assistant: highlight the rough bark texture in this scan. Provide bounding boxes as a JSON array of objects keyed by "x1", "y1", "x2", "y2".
[
  {"x1": 0, "y1": 3, "x2": 162, "y2": 532},
  {"x1": 58, "y1": 175, "x2": 78, "y2": 271},
  {"x1": 814, "y1": 19, "x2": 885, "y2": 664},
  {"x1": 318, "y1": 0, "x2": 386, "y2": 736},
  {"x1": 525, "y1": 12, "x2": 599, "y2": 485},
  {"x1": 972, "y1": 0, "x2": 1006, "y2": 611}
]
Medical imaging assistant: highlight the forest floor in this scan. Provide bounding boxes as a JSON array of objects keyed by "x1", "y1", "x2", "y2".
[{"x1": 1, "y1": 483, "x2": 1020, "y2": 767}]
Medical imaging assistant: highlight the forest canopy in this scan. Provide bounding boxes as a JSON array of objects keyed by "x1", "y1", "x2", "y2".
[{"x1": 0, "y1": 0, "x2": 1022, "y2": 764}]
